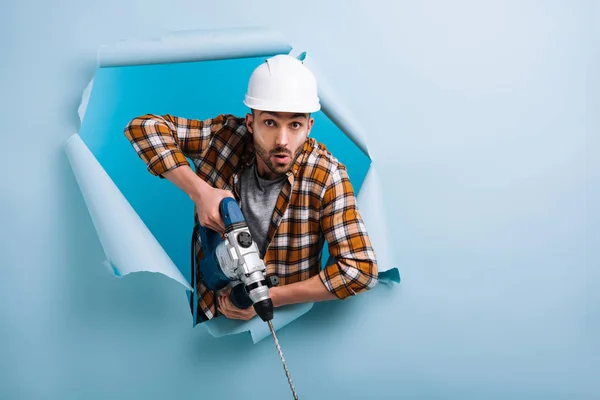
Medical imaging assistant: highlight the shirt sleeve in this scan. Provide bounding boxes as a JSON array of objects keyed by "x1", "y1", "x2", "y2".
[
  {"x1": 123, "y1": 113, "x2": 231, "y2": 178},
  {"x1": 318, "y1": 165, "x2": 379, "y2": 299}
]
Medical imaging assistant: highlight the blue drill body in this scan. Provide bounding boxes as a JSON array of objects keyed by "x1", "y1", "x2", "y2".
[{"x1": 196, "y1": 197, "x2": 274, "y2": 322}]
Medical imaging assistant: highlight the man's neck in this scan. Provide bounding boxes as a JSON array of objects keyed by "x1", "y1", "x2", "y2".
[{"x1": 255, "y1": 157, "x2": 282, "y2": 181}]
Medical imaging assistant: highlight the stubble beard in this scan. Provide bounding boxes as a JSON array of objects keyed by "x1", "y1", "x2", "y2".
[{"x1": 254, "y1": 140, "x2": 304, "y2": 178}]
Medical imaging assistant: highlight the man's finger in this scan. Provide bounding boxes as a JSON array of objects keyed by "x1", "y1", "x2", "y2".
[
  {"x1": 208, "y1": 222, "x2": 221, "y2": 232},
  {"x1": 207, "y1": 219, "x2": 223, "y2": 233},
  {"x1": 198, "y1": 215, "x2": 218, "y2": 232},
  {"x1": 223, "y1": 307, "x2": 244, "y2": 319},
  {"x1": 220, "y1": 295, "x2": 253, "y2": 320},
  {"x1": 223, "y1": 296, "x2": 254, "y2": 320},
  {"x1": 216, "y1": 217, "x2": 225, "y2": 232},
  {"x1": 218, "y1": 302, "x2": 232, "y2": 318},
  {"x1": 219, "y1": 296, "x2": 238, "y2": 317},
  {"x1": 210, "y1": 212, "x2": 221, "y2": 227}
]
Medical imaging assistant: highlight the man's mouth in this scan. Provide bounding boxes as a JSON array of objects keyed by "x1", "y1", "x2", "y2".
[{"x1": 271, "y1": 153, "x2": 290, "y2": 163}]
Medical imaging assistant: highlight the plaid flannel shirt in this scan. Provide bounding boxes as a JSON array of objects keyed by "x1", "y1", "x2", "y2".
[{"x1": 124, "y1": 113, "x2": 379, "y2": 322}]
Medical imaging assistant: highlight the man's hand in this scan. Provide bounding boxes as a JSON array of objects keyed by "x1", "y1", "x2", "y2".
[
  {"x1": 217, "y1": 287, "x2": 257, "y2": 321},
  {"x1": 162, "y1": 166, "x2": 234, "y2": 233},
  {"x1": 193, "y1": 186, "x2": 235, "y2": 233}
]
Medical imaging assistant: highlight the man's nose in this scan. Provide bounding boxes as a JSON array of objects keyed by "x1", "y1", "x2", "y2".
[{"x1": 275, "y1": 127, "x2": 289, "y2": 147}]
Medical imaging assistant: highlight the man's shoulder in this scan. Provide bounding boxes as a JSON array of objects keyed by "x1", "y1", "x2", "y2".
[
  {"x1": 210, "y1": 113, "x2": 248, "y2": 135},
  {"x1": 305, "y1": 138, "x2": 347, "y2": 169},
  {"x1": 301, "y1": 139, "x2": 348, "y2": 183}
]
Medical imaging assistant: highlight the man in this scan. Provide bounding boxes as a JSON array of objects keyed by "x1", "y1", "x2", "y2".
[{"x1": 124, "y1": 54, "x2": 378, "y2": 323}]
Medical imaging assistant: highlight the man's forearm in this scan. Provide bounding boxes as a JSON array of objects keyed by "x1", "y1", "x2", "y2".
[
  {"x1": 162, "y1": 165, "x2": 210, "y2": 202},
  {"x1": 270, "y1": 274, "x2": 337, "y2": 307}
]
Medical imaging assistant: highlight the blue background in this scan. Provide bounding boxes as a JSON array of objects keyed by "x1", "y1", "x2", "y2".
[
  {"x1": 1, "y1": 1, "x2": 597, "y2": 399},
  {"x1": 79, "y1": 56, "x2": 370, "y2": 287}
]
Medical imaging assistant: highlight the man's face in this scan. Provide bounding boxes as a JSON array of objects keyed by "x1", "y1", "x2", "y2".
[{"x1": 246, "y1": 110, "x2": 314, "y2": 180}]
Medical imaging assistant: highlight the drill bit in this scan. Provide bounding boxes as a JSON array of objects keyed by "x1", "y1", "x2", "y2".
[{"x1": 268, "y1": 320, "x2": 299, "y2": 399}]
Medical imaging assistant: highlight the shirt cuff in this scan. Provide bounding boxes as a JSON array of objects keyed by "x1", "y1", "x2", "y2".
[
  {"x1": 318, "y1": 263, "x2": 356, "y2": 300},
  {"x1": 147, "y1": 148, "x2": 190, "y2": 178}
]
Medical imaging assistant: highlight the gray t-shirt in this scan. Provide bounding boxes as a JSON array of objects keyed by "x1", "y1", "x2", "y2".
[{"x1": 239, "y1": 164, "x2": 287, "y2": 258}]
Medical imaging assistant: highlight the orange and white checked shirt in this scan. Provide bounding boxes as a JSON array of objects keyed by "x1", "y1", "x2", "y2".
[{"x1": 124, "y1": 113, "x2": 379, "y2": 322}]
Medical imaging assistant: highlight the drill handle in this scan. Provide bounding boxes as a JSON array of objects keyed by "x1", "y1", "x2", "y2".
[
  {"x1": 229, "y1": 276, "x2": 280, "y2": 310},
  {"x1": 219, "y1": 197, "x2": 246, "y2": 231},
  {"x1": 197, "y1": 221, "x2": 229, "y2": 292},
  {"x1": 198, "y1": 197, "x2": 242, "y2": 239},
  {"x1": 229, "y1": 283, "x2": 253, "y2": 309},
  {"x1": 196, "y1": 196, "x2": 241, "y2": 292}
]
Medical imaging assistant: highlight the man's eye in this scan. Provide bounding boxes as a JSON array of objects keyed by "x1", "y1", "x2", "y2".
[
  {"x1": 291, "y1": 122, "x2": 301, "y2": 129},
  {"x1": 265, "y1": 120, "x2": 275, "y2": 126}
]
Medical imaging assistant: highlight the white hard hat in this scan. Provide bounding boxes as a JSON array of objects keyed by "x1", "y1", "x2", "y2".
[{"x1": 243, "y1": 54, "x2": 321, "y2": 113}]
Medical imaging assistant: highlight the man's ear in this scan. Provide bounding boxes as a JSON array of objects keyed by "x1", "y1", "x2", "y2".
[
  {"x1": 245, "y1": 112, "x2": 253, "y2": 134},
  {"x1": 306, "y1": 117, "x2": 314, "y2": 136}
]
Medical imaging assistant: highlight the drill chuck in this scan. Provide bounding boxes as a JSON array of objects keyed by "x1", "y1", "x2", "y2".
[
  {"x1": 229, "y1": 276, "x2": 274, "y2": 322},
  {"x1": 253, "y1": 298, "x2": 274, "y2": 322}
]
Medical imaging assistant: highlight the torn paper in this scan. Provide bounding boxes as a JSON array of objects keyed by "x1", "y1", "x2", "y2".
[
  {"x1": 97, "y1": 27, "x2": 292, "y2": 67},
  {"x1": 202, "y1": 267, "x2": 399, "y2": 344},
  {"x1": 65, "y1": 26, "x2": 400, "y2": 345},
  {"x1": 64, "y1": 133, "x2": 192, "y2": 291},
  {"x1": 301, "y1": 53, "x2": 370, "y2": 158}
]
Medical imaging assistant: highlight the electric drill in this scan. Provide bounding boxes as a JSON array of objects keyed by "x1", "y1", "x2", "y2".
[
  {"x1": 197, "y1": 197, "x2": 275, "y2": 322},
  {"x1": 196, "y1": 197, "x2": 298, "y2": 399}
]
